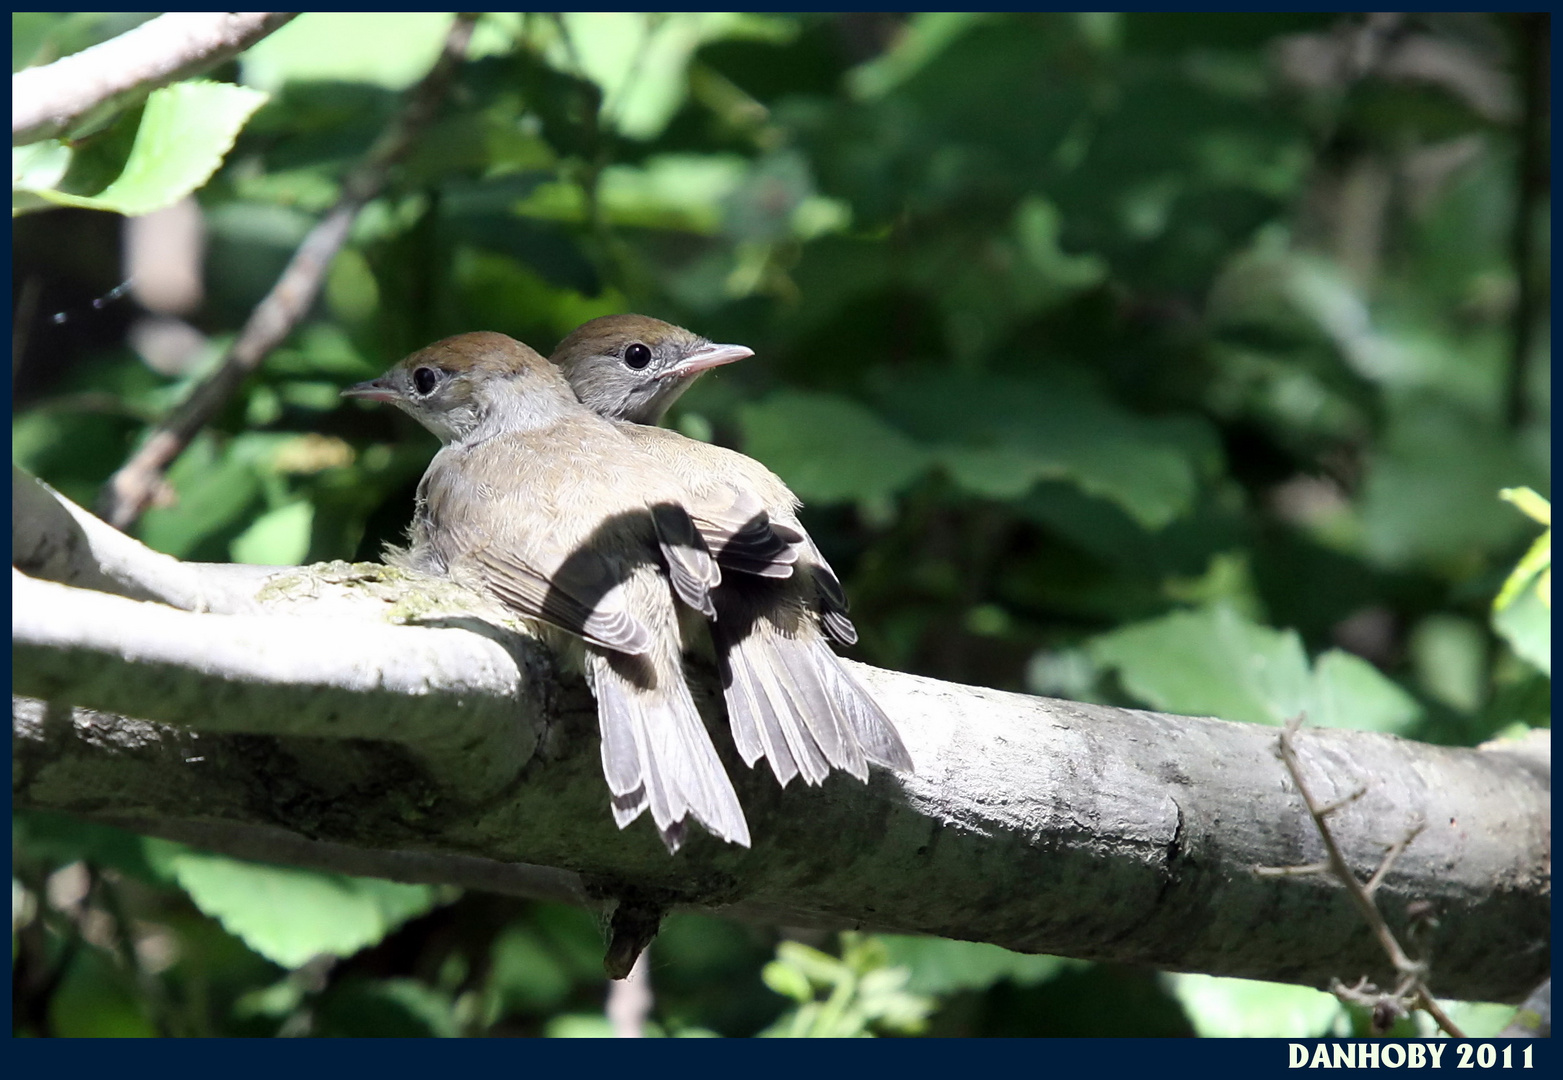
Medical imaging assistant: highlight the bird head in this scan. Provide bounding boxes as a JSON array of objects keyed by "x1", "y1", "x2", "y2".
[
  {"x1": 550, "y1": 314, "x2": 753, "y2": 424},
  {"x1": 343, "y1": 331, "x2": 577, "y2": 443}
]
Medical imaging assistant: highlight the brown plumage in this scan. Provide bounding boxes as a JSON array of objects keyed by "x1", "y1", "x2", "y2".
[
  {"x1": 343, "y1": 332, "x2": 749, "y2": 852},
  {"x1": 550, "y1": 315, "x2": 913, "y2": 787}
]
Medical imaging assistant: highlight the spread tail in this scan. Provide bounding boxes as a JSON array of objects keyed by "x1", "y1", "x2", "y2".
[
  {"x1": 718, "y1": 620, "x2": 912, "y2": 788},
  {"x1": 589, "y1": 652, "x2": 751, "y2": 852}
]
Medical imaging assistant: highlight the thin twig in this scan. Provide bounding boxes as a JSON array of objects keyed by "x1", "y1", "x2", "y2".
[
  {"x1": 1316, "y1": 785, "x2": 1369, "y2": 817},
  {"x1": 13, "y1": 13, "x2": 297, "y2": 145},
  {"x1": 1275, "y1": 717, "x2": 1465, "y2": 1038},
  {"x1": 1253, "y1": 861, "x2": 1332, "y2": 879},
  {"x1": 1363, "y1": 820, "x2": 1424, "y2": 897},
  {"x1": 98, "y1": 12, "x2": 481, "y2": 530}
]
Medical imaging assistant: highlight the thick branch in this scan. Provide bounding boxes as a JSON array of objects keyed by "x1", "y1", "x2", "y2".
[
  {"x1": 12, "y1": 570, "x2": 536, "y2": 798},
  {"x1": 12, "y1": 480, "x2": 1551, "y2": 1002},
  {"x1": 98, "y1": 12, "x2": 480, "y2": 529},
  {"x1": 14, "y1": 465, "x2": 271, "y2": 611},
  {"x1": 13, "y1": 13, "x2": 297, "y2": 145}
]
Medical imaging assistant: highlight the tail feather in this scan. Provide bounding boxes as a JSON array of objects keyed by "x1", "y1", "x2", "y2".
[
  {"x1": 719, "y1": 620, "x2": 912, "y2": 787},
  {"x1": 590, "y1": 653, "x2": 750, "y2": 851},
  {"x1": 765, "y1": 632, "x2": 868, "y2": 782},
  {"x1": 724, "y1": 652, "x2": 802, "y2": 785},
  {"x1": 812, "y1": 640, "x2": 914, "y2": 772},
  {"x1": 738, "y1": 633, "x2": 833, "y2": 785}
]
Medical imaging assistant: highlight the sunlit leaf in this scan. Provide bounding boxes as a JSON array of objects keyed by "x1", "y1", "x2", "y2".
[
  {"x1": 170, "y1": 853, "x2": 444, "y2": 969},
  {"x1": 1494, "y1": 585, "x2": 1550, "y2": 676},
  {"x1": 230, "y1": 500, "x2": 314, "y2": 565},
  {"x1": 17, "y1": 81, "x2": 267, "y2": 216},
  {"x1": 240, "y1": 12, "x2": 452, "y2": 91},
  {"x1": 1090, "y1": 604, "x2": 1420, "y2": 731},
  {"x1": 1167, "y1": 974, "x2": 1347, "y2": 1038}
]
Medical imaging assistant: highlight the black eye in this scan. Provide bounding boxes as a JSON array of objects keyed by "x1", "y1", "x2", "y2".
[
  {"x1": 623, "y1": 342, "x2": 652, "y2": 370},
  {"x1": 412, "y1": 367, "x2": 439, "y2": 395}
]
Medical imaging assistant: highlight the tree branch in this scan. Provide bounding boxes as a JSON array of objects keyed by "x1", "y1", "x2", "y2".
[
  {"x1": 98, "y1": 12, "x2": 481, "y2": 530},
  {"x1": 12, "y1": 481, "x2": 1552, "y2": 1003},
  {"x1": 13, "y1": 13, "x2": 298, "y2": 146}
]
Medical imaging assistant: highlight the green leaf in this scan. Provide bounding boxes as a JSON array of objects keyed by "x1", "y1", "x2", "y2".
[
  {"x1": 1494, "y1": 489, "x2": 1551, "y2": 613},
  {"x1": 11, "y1": 141, "x2": 72, "y2": 213},
  {"x1": 1358, "y1": 405, "x2": 1543, "y2": 569},
  {"x1": 137, "y1": 434, "x2": 268, "y2": 559},
  {"x1": 1494, "y1": 584, "x2": 1550, "y2": 677},
  {"x1": 1167, "y1": 974, "x2": 1347, "y2": 1038},
  {"x1": 1309, "y1": 649, "x2": 1421, "y2": 733},
  {"x1": 488, "y1": 926, "x2": 574, "y2": 1011},
  {"x1": 740, "y1": 390, "x2": 931, "y2": 503},
  {"x1": 1090, "y1": 604, "x2": 1420, "y2": 731},
  {"x1": 315, "y1": 978, "x2": 459, "y2": 1038},
  {"x1": 877, "y1": 935, "x2": 1080, "y2": 995},
  {"x1": 1407, "y1": 615, "x2": 1487, "y2": 713},
  {"x1": 547, "y1": 13, "x2": 763, "y2": 139},
  {"x1": 230, "y1": 500, "x2": 314, "y2": 566},
  {"x1": 50, "y1": 949, "x2": 159, "y2": 1037},
  {"x1": 761, "y1": 960, "x2": 815, "y2": 1003},
  {"x1": 170, "y1": 853, "x2": 443, "y2": 969},
  {"x1": 240, "y1": 12, "x2": 453, "y2": 92},
  {"x1": 1500, "y1": 486, "x2": 1551, "y2": 527},
  {"x1": 546, "y1": 1014, "x2": 619, "y2": 1037},
  {"x1": 17, "y1": 81, "x2": 267, "y2": 216},
  {"x1": 879, "y1": 371, "x2": 1211, "y2": 528}
]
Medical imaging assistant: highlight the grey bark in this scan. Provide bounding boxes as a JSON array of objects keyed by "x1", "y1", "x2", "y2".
[{"x1": 11, "y1": 471, "x2": 1551, "y2": 1003}]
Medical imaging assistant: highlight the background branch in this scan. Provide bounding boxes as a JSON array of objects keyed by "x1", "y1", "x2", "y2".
[
  {"x1": 12, "y1": 12, "x2": 298, "y2": 146},
  {"x1": 98, "y1": 12, "x2": 481, "y2": 530}
]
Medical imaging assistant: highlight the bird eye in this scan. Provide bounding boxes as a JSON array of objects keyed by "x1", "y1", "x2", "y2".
[
  {"x1": 412, "y1": 366, "x2": 439, "y2": 396},
  {"x1": 623, "y1": 343, "x2": 652, "y2": 370}
]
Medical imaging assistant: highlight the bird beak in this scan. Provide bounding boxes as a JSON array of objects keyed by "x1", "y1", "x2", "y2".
[
  {"x1": 659, "y1": 342, "x2": 754, "y2": 380},
  {"x1": 342, "y1": 377, "x2": 400, "y2": 403}
]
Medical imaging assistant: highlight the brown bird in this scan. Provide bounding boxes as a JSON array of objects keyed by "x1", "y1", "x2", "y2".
[
  {"x1": 551, "y1": 314, "x2": 913, "y2": 787},
  {"x1": 343, "y1": 332, "x2": 749, "y2": 852}
]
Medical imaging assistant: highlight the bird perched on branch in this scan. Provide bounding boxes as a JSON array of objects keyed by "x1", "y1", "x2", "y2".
[
  {"x1": 551, "y1": 314, "x2": 913, "y2": 788},
  {"x1": 343, "y1": 332, "x2": 749, "y2": 853}
]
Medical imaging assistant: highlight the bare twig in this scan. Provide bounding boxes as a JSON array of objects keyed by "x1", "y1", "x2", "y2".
[
  {"x1": 13, "y1": 13, "x2": 297, "y2": 146},
  {"x1": 1252, "y1": 861, "x2": 1332, "y2": 879},
  {"x1": 1362, "y1": 821, "x2": 1424, "y2": 897},
  {"x1": 98, "y1": 12, "x2": 481, "y2": 530},
  {"x1": 1273, "y1": 717, "x2": 1465, "y2": 1038}
]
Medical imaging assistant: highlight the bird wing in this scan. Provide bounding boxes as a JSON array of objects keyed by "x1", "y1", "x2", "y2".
[
  {"x1": 649, "y1": 503, "x2": 721, "y2": 619},
  {"x1": 801, "y1": 538, "x2": 858, "y2": 646},
  {"x1": 472, "y1": 546, "x2": 651, "y2": 655},
  {"x1": 691, "y1": 486, "x2": 801, "y2": 580}
]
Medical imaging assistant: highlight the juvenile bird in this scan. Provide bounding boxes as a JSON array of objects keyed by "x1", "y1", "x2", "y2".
[
  {"x1": 343, "y1": 332, "x2": 749, "y2": 852},
  {"x1": 551, "y1": 314, "x2": 913, "y2": 788}
]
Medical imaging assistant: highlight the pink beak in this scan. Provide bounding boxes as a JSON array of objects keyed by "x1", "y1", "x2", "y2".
[
  {"x1": 659, "y1": 342, "x2": 754, "y2": 380},
  {"x1": 342, "y1": 378, "x2": 400, "y2": 403}
]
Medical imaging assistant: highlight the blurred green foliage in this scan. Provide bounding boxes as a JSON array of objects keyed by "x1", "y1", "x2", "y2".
[{"x1": 13, "y1": 12, "x2": 1547, "y2": 1037}]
